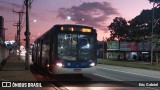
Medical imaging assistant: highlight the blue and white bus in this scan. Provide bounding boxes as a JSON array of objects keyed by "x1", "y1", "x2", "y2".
[{"x1": 32, "y1": 24, "x2": 97, "y2": 74}]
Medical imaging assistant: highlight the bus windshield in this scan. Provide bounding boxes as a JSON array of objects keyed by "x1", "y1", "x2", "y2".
[{"x1": 58, "y1": 33, "x2": 95, "y2": 61}]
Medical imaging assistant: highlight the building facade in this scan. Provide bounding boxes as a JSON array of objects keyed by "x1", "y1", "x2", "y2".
[{"x1": 0, "y1": 16, "x2": 5, "y2": 42}]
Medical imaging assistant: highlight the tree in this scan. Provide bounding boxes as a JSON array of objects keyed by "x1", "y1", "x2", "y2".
[
  {"x1": 107, "y1": 0, "x2": 160, "y2": 41},
  {"x1": 149, "y1": 0, "x2": 160, "y2": 8},
  {"x1": 128, "y1": 10, "x2": 152, "y2": 41},
  {"x1": 128, "y1": 6, "x2": 160, "y2": 41},
  {"x1": 149, "y1": 0, "x2": 160, "y2": 3},
  {"x1": 148, "y1": 0, "x2": 160, "y2": 36},
  {"x1": 108, "y1": 17, "x2": 128, "y2": 40}
]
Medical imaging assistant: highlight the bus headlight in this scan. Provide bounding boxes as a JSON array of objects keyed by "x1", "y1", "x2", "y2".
[
  {"x1": 56, "y1": 62, "x2": 63, "y2": 67},
  {"x1": 89, "y1": 62, "x2": 95, "y2": 67}
]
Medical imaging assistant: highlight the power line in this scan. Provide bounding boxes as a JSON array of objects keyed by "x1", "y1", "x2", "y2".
[
  {"x1": 30, "y1": 0, "x2": 36, "y2": 8},
  {"x1": 21, "y1": 0, "x2": 34, "y2": 31},
  {"x1": 12, "y1": 0, "x2": 25, "y2": 60},
  {"x1": 12, "y1": 0, "x2": 15, "y2": 24}
]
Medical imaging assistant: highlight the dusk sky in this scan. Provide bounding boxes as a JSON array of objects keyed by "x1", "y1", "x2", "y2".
[{"x1": 0, "y1": 0, "x2": 153, "y2": 44}]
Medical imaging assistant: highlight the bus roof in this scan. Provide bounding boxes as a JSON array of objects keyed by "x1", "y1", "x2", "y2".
[
  {"x1": 53, "y1": 24, "x2": 94, "y2": 29},
  {"x1": 34, "y1": 24, "x2": 96, "y2": 43}
]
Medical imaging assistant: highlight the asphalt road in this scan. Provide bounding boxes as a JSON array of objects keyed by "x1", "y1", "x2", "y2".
[
  {"x1": 30, "y1": 63, "x2": 160, "y2": 90},
  {"x1": 58, "y1": 64, "x2": 160, "y2": 90},
  {"x1": 95, "y1": 64, "x2": 160, "y2": 81},
  {"x1": 19, "y1": 54, "x2": 160, "y2": 90}
]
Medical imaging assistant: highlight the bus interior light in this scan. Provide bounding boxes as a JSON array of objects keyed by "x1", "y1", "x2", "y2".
[
  {"x1": 82, "y1": 43, "x2": 90, "y2": 49},
  {"x1": 71, "y1": 27, "x2": 74, "y2": 31},
  {"x1": 61, "y1": 27, "x2": 64, "y2": 30}
]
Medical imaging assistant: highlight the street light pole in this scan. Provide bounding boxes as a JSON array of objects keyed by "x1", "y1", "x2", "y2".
[
  {"x1": 103, "y1": 37, "x2": 105, "y2": 59},
  {"x1": 151, "y1": 0, "x2": 155, "y2": 65},
  {"x1": 25, "y1": 0, "x2": 31, "y2": 70}
]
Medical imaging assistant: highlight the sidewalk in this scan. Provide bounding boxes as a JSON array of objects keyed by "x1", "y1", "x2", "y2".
[
  {"x1": 0, "y1": 54, "x2": 36, "y2": 81},
  {"x1": 98, "y1": 58, "x2": 160, "y2": 71},
  {"x1": 0, "y1": 54, "x2": 58, "y2": 90}
]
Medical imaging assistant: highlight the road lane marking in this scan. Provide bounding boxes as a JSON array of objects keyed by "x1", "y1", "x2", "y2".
[{"x1": 96, "y1": 66, "x2": 160, "y2": 80}]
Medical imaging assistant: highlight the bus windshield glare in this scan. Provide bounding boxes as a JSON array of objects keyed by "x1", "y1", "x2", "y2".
[{"x1": 58, "y1": 34, "x2": 95, "y2": 61}]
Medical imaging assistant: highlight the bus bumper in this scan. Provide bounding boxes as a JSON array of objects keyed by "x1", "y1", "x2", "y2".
[{"x1": 53, "y1": 66, "x2": 96, "y2": 74}]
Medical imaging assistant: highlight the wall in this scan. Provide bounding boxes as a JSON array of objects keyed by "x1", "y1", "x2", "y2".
[{"x1": 0, "y1": 45, "x2": 9, "y2": 63}]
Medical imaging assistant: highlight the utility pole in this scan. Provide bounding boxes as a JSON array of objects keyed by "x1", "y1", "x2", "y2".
[
  {"x1": 15, "y1": 34, "x2": 17, "y2": 44},
  {"x1": 13, "y1": 23, "x2": 19, "y2": 41},
  {"x1": 13, "y1": 23, "x2": 20, "y2": 58},
  {"x1": 25, "y1": 0, "x2": 31, "y2": 70},
  {"x1": 151, "y1": 0, "x2": 155, "y2": 65},
  {"x1": 103, "y1": 37, "x2": 105, "y2": 59},
  {"x1": 13, "y1": 10, "x2": 24, "y2": 60}
]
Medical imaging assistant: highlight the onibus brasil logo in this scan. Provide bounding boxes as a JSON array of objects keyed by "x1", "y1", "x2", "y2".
[{"x1": 1, "y1": 82, "x2": 42, "y2": 87}]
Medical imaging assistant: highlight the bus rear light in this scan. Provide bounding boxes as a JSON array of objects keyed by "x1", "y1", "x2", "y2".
[
  {"x1": 90, "y1": 62, "x2": 95, "y2": 67},
  {"x1": 56, "y1": 62, "x2": 63, "y2": 67}
]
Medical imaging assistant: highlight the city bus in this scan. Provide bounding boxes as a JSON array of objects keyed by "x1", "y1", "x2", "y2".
[{"x1": 32, "y1": 24, "x2": 97, "y2": 74}]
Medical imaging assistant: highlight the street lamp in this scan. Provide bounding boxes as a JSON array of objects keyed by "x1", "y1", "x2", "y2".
[
  {"x1": 67, "y1": 16, "x2": 71, "y2": 20},
  {"x1": 153, "y1": 18, "x2": 160, "y2": 28},
  {"x1": 150, "y1": 0, "x2": 160, "y2": 65},
  {"x1": 151, "y1": 0, "x2": 155, "y2": 65},
  {"x1": 151, "y1": 17, "x2": 160, "y2": 64},
  {"x1": 33, "y1": 19, "x2": 37, "y2": 23},
  {"x1": 66, "y1": 16, "x2": 85, "y2": 22}
]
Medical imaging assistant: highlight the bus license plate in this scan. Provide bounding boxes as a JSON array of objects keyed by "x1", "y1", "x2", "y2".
[{"x1": 74, "y1": 69, "x2": 81, "y2": 72}]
